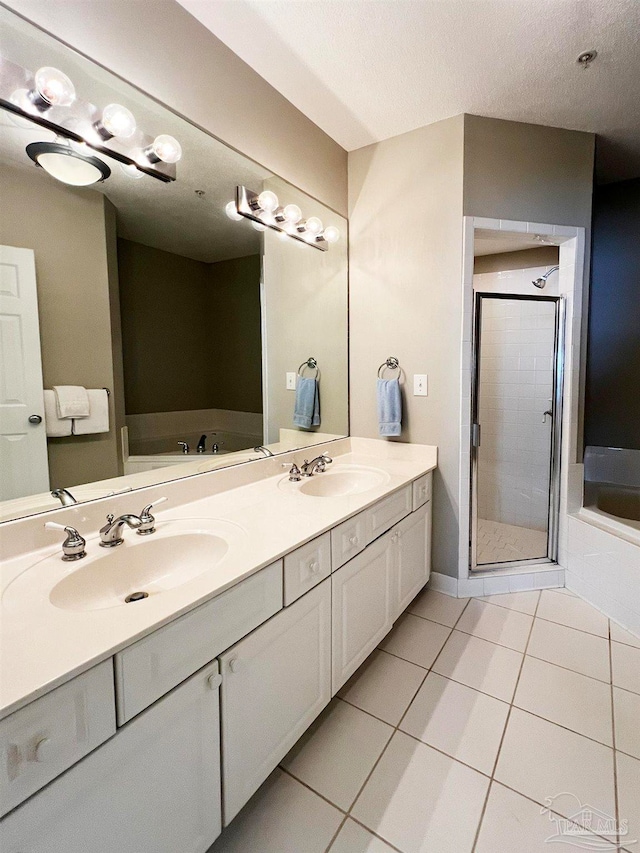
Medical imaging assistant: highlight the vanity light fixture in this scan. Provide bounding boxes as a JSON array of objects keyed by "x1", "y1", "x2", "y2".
[
  {"x1": 230, "y1": 186, "x2": 339, "y2": 251},
  {"x1": 26, "y1": 139, "x2": 111, "y2": 186},
  {"x1": 1, "y1": 56, "x2": 181, "y2": 183}
]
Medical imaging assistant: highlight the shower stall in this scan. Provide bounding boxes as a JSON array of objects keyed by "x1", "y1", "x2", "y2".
[{"x1": 470, "y1": 292, "x2": 565, "y2": 571}]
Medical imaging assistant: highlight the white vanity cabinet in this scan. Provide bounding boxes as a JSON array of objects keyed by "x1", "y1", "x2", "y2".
[
  {"x1": 394, "y1": 501, "x2": 432, "y2": 618},
  {"x1": 219, "y1": 578, "x2": 332, "y2": 824},
  {"x1": 331, "y1": 531, "x2": 396, "y2": 693},
  {"x1": 1, "y1": 661, "x2": 222, "y2": 853},
  {"x1": 332, "y1": 501, "x2": 432, "y2": 693}
]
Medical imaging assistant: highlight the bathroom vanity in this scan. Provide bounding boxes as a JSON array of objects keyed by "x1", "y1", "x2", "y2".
[{"x1": 0, "y1": 438, "x2": 435, "y2": 851}]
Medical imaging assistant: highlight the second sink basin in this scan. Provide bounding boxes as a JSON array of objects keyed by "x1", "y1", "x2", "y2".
[{"x1": 281, "y1": 465, "x2": 390, "y2": 498}]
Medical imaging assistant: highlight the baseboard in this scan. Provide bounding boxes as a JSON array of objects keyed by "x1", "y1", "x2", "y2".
[
  {"x1": 429, "y1": 569, "x2": 565, "y2": 599},
  {"x1": 565, "y1": 570, "x2": 640, "y2": 637}
]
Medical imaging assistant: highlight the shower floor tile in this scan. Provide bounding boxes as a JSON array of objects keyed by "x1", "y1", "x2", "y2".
[{"x1": 477, "y1": 518, "x2": 547, "y2": 564}]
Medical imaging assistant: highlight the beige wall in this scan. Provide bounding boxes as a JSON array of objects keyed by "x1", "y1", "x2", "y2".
[
  {"x1": 474, "y1": 246, "x2": 559, "y2": 274},
  {"x1": 263, "y1": 178, "x2": 349, "y2": 444},
  {"x1": 118, "y1": 240, "x2": 262, "y2": 415},
  {"x1": 0, "y1": 163, "x2": 121, "y2": 488},
  {"x1": 4, "y1": 0, "x2": 347, "y2": 215},
  {"x1": 463, "y1": 115, "x2": 595, "y2": 227},
  {"x1": 349, "y1": 115, "x2": 466, "y2": 577},
  {"x1": 349, "y1": 114, "x2": 594, "y2": 578}
]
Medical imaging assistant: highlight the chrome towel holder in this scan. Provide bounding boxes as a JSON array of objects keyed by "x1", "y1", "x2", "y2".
[
  {"x1": 298, "y1": 357, "x2": 320, "y2": 379},
  {"x1": 378, "y1": 356, "x2": 400, "y2": 378}
]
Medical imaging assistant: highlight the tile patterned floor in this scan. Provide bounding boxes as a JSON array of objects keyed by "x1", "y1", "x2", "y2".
[
  {"x1": 476, "y1": 518, "x2": 548, "y2": 564},
  {"x1": 210, "y1": 587, "x2": 640, "y2": 853}
]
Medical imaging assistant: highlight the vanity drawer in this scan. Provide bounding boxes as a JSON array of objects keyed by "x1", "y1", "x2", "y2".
[
  {"x1": 367, "y1": 485, "x2": 412, "y2": 541},
  {"x1": 331, "y1": 511, "x2": 368, "y2": 570},
  {"x1": 412, "y1": 472, "x2": 432, "y2": 511},
  {"x1": 284, "y1": 533, "x2": 331, "y2": 606},
  {"x1": 115, "y1": 561, "x2": 282, "y2": 724},
  {"x1": 0, "y1": 659, "x2": 115, "y2": 817}
]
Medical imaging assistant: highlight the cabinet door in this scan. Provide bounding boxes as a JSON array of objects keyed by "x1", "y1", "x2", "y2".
[
  {"x1": 1, "y1": 662, "x2": 222, "y2": 853},
  {"x1": 219, "y1": 579, "x2": 331, "y2": 824},
  {"x1": 332, "y1": 533, "x2": 395, "y2": 694},
  {"x1": 394, "y1": 503, "x2": 432, "y2": 619}
]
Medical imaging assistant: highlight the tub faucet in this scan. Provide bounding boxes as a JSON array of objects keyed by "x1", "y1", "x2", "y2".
[
  {"x1": 197, "y1": 434, "x2": 207, "y2": 453},
  {"x1": 51, "y1": 488, "x2": 77, "y2": 506},
  {"x1": 99, "y1": 513, "x2": 143, "y2": 547},
  {"x1": 254, "y1": 446, "x2": 274, "y2": 457}
]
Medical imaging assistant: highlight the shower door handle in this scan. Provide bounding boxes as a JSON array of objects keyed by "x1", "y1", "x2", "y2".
[
  {"x1": 472, "y1": 423, "x2": 481, "y2": 447},
  {"x1": 542, "y1": 409, "x2": 553, "y2": 424}
]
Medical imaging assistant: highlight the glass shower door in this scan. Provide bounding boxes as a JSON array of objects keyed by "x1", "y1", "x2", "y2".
[{"x1": 471, "y1": 294, "x2": 563, "y2": 570}]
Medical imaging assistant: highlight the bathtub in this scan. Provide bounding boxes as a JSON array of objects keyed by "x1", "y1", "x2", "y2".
[
  {"x1": 124, "y1": 430, "x2": 263, "y2": 474},
  {"x1": 579, "y1": 446, "x2": 640, "y2": 547}
]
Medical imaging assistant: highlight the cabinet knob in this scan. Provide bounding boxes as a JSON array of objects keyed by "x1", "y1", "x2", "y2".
[
  {"x1": 349, "y1": 535, "x2": 359, "y2": 546},
  {"x1": 308, "y1": 560, "x2": 320, "y2": 574},
  {"x1": 207, "y1": 673, "x2": 222, "y2": 690},
  {"x1": 28, "y1": 414, "x2": 43, "y2": 425},
  {"x1": 34, "y1": 737, "x2": 53, "y2": 762},
  {"x1": 228, "y1": 657, "x2": 241, "y2": 673}
]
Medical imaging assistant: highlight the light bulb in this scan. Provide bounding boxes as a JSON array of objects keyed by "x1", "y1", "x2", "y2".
[
  {"x1": 120, "y1": 163, "x2": 144, "y2": 179},
  {"x1": 98, "y1": 103, "x2": 136, "y2": 139},
  {"x1": 283, "y1": 203, "x2": 302, "y2": 224},
  {"x1": 305, "y1": 216, "x2": 323, "y2": 236},
  {"x1": 252, "y1": 221, "x2": 267, "y2": 232},
  {"x1": 277, "y1": 230, "x2": 290, "y2": 241},
  {"x1": 257, "y1": 190, "x2": 279, "y2": 213},
  {"x1": 323, "y1": 225, "x2": 340, "y2": 244},
  {"x1": 9, "y1": 89, "x2": 39, "y2": 125},
  {"x1": 150, "y1": 134, "x2": 182, "y2": 164},
  {"x1": 32, "y1": 67, "x2": 75, "y2": 110},
  {"x1": 225, "y1": 200, "x2": 243, "y2": 221}
]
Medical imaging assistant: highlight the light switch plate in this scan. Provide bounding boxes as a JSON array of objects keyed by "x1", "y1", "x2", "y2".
[
  {"x1": 286, "y1": 372, "x2": 297, "y2": 390},
  {"x1": 413, "y1": 374, "x2": 428, "y2": 396}
]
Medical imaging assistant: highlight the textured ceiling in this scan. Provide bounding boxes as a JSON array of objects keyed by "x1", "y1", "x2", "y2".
[{"x1": 178, "y1": 0, "x2": 640, "y2": 184}]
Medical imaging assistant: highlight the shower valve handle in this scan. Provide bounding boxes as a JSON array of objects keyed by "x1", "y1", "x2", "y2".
[{"x1": 542, "y1": 409, "x2": 553, "y2": 423}]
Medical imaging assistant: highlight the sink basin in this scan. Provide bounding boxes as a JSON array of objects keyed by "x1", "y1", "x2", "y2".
[
  {"x1": 280, "y1": 465, "x2": 389, "y2": 498},
  {"x1": 4, "y1": 518, "x2": 243, "y2": 613}
]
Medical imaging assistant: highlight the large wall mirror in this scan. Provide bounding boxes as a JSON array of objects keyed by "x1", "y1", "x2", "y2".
[{"x1": 0, "y1": 8, "x2": 348, "y2": 523}]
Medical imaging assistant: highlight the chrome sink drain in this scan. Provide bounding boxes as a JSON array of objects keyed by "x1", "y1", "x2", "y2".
[{"x1": 125, "y1": 591, "x2": 149, "y2": 603}]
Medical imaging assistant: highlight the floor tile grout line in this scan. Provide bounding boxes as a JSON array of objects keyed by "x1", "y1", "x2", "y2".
[
  {"x1": 471, "y1": 589, "x2": 542, "y2": 852},
  {"x1": 325, "y1": 595, "x2": 475, "y2": 852},
  {"x1": 534, "y1": 612, "x2": 610, "y2": 639},
  {"x1": 609, "y1": 619, "x2": 621, "y2": 850},
  {"x1": 487, "y1": 778, "x2": 624, "y2": 848},
  {"x1": 509, "y1": 704, "x2": 615, "y2": 751},
  {"x1": 525, "y1": 650, "x2": 612, "y2": 685}
]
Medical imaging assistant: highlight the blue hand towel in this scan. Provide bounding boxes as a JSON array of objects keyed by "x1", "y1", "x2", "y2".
[
  {"x1": 377, "y1": 377, "x2": 402, "y2": 437},
  {"x1": 293, "y1": 377, "x2": 320, "y2": 429}
]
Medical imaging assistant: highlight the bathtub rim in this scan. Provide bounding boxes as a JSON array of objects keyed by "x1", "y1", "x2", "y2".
[{"x1": 575, "y1": 505, "x2": 640, "y2": 549}]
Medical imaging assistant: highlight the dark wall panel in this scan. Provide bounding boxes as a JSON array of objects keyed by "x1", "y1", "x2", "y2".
[{"x1": 585, "y1": 178, "x2": 640, "y2": 451}]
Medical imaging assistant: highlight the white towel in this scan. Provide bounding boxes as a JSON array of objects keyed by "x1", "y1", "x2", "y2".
[
  {"x1": 44, "y1": 390, "x2": 72, "y2": 437},
  {"x1": 72, "y1": 389, "x2": 110, "y2": 435},
  {"x1": 53, "y1": 385, "x2": 90, "y2": 419}
]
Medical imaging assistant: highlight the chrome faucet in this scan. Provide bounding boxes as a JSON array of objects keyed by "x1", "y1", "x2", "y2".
[
  {"x1": 51, "y1": 488, "x2": 77, "y2": 506},
  {"x1": 300, "y1": 454, "x2": 333, "y2": 477},
  {"x1": 45, "y1": 522, "x2": 86, "y2": 561},
  {"x1": 99, "y1": 513, "x2": 143, "y2": 547},
  {"x1": 197, "y1": 434, "x2": 207, "y2": 453},
  {"x1": 254, "y1": 446, "x2": 274, "y2": 457},
  {"x1": 177, "y1": 441, "x2": 190, "y2": 454}
]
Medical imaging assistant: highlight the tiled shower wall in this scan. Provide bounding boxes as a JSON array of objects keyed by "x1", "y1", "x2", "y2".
[{"x1": 475, "y1": 282, "x2": 556, "y2": 531}]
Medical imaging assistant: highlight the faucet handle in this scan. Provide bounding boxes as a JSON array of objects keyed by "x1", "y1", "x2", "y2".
[
  {"x1": 288, "y1": 463, "x2": 302, "y2": 482},
  {"x1": 137, "y1": 497, "x2": 168, "y2": 536},
  {"x1": 177, "y1": 441, "x2": 190, "y2": 454},
  {"x1": 45, "y1": 522, "x2": 86, "y2": 562}
]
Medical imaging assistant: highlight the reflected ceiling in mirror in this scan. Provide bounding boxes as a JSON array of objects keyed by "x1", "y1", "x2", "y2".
[{"x1": 0, "y1": 7, "x2": 348, "y2": 523}]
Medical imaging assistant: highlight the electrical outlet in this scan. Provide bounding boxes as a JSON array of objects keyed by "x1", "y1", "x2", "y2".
[
  {"x1": 413, "y1": 374, "x2": 428, "y2": 396},
  {"x1": 286, "y1": 372, "x2": 297, "y2": 390}
]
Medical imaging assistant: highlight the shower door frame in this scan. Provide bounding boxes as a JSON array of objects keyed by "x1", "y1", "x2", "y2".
[{"x1": 469, "y1": 292, "x2": 566, "y2": 573}]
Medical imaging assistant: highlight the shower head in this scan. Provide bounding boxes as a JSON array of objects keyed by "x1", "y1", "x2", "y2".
[{"x1": 532, "y1": 265, "x2": 560, "y2": 289}]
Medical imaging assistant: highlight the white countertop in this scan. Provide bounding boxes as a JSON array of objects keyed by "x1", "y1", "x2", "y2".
[{"x1": 0, "y1": 438, "x2": 436, "y2": 720}]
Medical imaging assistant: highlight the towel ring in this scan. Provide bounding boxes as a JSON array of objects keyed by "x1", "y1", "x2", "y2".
[
  {"x1": 298, "y1": 357, "x2": 319, "y2": 379},
  {"x1": 378, "y1": 357, "x2": 400, "y2": 378}
]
